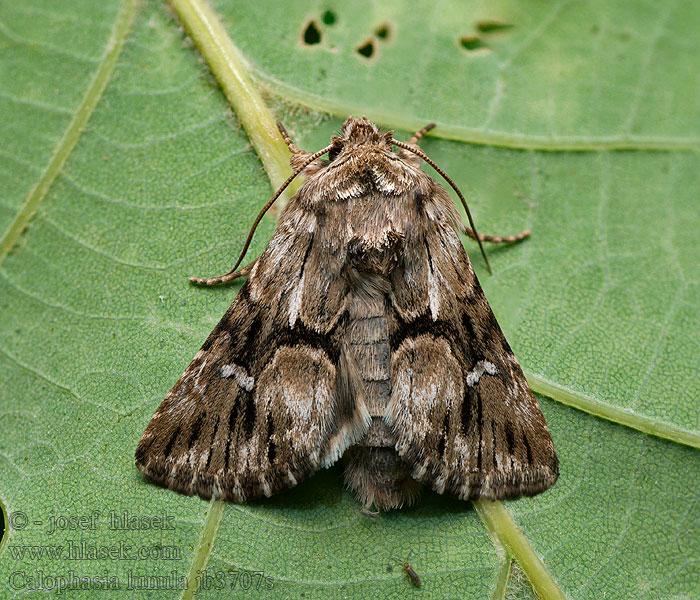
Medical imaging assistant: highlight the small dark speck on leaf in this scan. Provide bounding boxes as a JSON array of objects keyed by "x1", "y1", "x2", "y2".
[
  {"x1": 356, "y1": 39, "x2": 375, "y2": 59},
  {"x1": 303, "y1": 20, "x2": 322, "y2": 45},
  {"x1": 460, "y1": 36, "x2": 487, "y2": 51},
  {"x1": 374, "y1": 23, "x2": 391, "y2": 40},
  {"x1": 476, "y1": 20, "x2": 514, "y2": 34},
  {"x1": 322, "y1": 10, "x2": 336, "y2": 25}
]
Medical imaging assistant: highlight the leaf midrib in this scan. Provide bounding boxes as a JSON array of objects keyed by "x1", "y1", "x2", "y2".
[{"x1": 3, "y1": 0, "x2": 696, "y2": 598}]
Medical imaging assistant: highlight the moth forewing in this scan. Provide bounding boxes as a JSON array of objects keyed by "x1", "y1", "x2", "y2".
[{"x1": 135, "y1": 116, "x2": 558, "y2": 508}]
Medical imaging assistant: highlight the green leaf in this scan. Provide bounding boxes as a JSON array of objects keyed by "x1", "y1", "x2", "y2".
[{"x1": 0, "y1": 1, "x2": 698, "y2": 599}]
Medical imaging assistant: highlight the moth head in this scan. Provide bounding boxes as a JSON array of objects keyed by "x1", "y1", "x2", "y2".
[{"x1": 328, "y1": 116, "x2": 394, "y2": 161}]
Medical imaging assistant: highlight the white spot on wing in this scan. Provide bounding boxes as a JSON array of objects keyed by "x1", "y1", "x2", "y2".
[
  {"x1": 220, "y1": 363, "x2": 255, "y2": 391},
  {"x1": 288, "y1": 269, "x2": 306, "y2": 327},
  {"x1": 427, "y1": 264, "x2": 440, "y2": 320},
  {"x1": 465, "y1": 360, "x2": 498, "y2": 387}
]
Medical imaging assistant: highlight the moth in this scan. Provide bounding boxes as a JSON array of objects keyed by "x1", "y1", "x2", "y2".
[{"x1": 135, "y1": 116, "x2": 558, "y2": 510}]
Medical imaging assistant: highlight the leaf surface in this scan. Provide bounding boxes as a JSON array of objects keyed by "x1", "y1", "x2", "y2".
[{"x1": 0, "y1": 1, "x2": 698, "y2": 598}]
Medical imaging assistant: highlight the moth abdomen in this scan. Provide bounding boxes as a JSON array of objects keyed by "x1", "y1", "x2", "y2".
[
  {"x1": 341, "y1": 275, "x2": 422, "y2": 509},
  {"x1": 343, "y1": 446, "x2": 421, "y2": 509}
]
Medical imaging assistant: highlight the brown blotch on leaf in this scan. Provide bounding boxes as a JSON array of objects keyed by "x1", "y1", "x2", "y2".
[
  {"x1": 356, "y1": 39, "x2": 375, "y2": 59},
  {"x1": 374, "y1": 22, "x2": 392, "y2": 41},
  {"x1": 460, "y1": 36, "x2": 488, "y2": 51},
  {"x1": 476, "y1": 20, "x2": 514, "y2": 34},
  {"x1": 302, "y1": 20, "x2": 322, "y2": 45}
]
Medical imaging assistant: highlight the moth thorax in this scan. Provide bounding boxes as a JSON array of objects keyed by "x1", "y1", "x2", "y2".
[
  {"x1": 341, "y1": 116, "x2": 381, "y2": 141},
  {"x1": 347, "y1": 232, "x2": 402, "y2": 276},
  {"x1": 334, "y1": 116, "x2": 393, "y2": 154}
]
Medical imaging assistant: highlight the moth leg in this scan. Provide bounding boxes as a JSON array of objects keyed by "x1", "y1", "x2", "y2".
[
  {"x1": 277, "y1": 122, "x2": 326, "y2": 174},
  {"x1": 399, "y1": 123, "x2": 437, "y2": 166},
  {"x1": 359, "y1": 506, "x2": 380, "y2": 518},
  {"x1": 461, "y1": 224, "x2": 531, "y2": 244},
  {"x1": 189, "y1": 257, "x2": 258, "y2": 286},
  {"x1": 277, "y1": 121, "x2": 302, "y2": 154}
]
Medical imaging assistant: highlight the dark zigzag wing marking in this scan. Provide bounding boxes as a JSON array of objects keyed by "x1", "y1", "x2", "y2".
[
  {"x1": 386, "y1": 217, "x2": 558, "y2": 501},
  {"x1": 135, "y1": 203, "x2": 366, "y2": 502}
]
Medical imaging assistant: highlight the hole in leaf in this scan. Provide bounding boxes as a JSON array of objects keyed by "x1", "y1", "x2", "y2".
[
  {"x1": 460, "y1": 36, "x2": 487, "y2": 51},
  {"x1": 374, "y1": 23, "x2": 391, "y2": 40},
  {"x1": 302, "y1": 20, "x2": 322, "y2": 45},
  {"x1": 476, "y1": 20, "x2": 514, "y2": 34},
  {"x1": 356, "y1": 39, "x2": 375, "y2": 59},
  {"x1": 322, "y1": 10, "x2": 336, "y2": 25}
]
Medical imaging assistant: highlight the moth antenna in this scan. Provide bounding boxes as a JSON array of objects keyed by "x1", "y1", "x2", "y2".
[
  {"x1": 277, "y1": 121, "x2": 300, "y2": 154},
  {"x1": 407, "y1": 122, "x2": 436, "y2": 145},
  {"x1": 390, "y1": 138, "x2": 492, "y2": 274},
  {"x1": 190, "y1": 143, "x2": 333, "y2": 285},
  {"x1": 390, "y1": 550, "x2": 420, "y2": 586},
  {"x1": 390, "y1": 548, "x2": 414, "y2": 565},
  {"x1": 399, "y1": 123, "x2": 436, "y2": 166}
]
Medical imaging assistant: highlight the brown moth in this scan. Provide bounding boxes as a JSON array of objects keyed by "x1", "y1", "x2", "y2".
[{"x1": 135, "y1": 116, "x2": 558, "y2": 510}]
